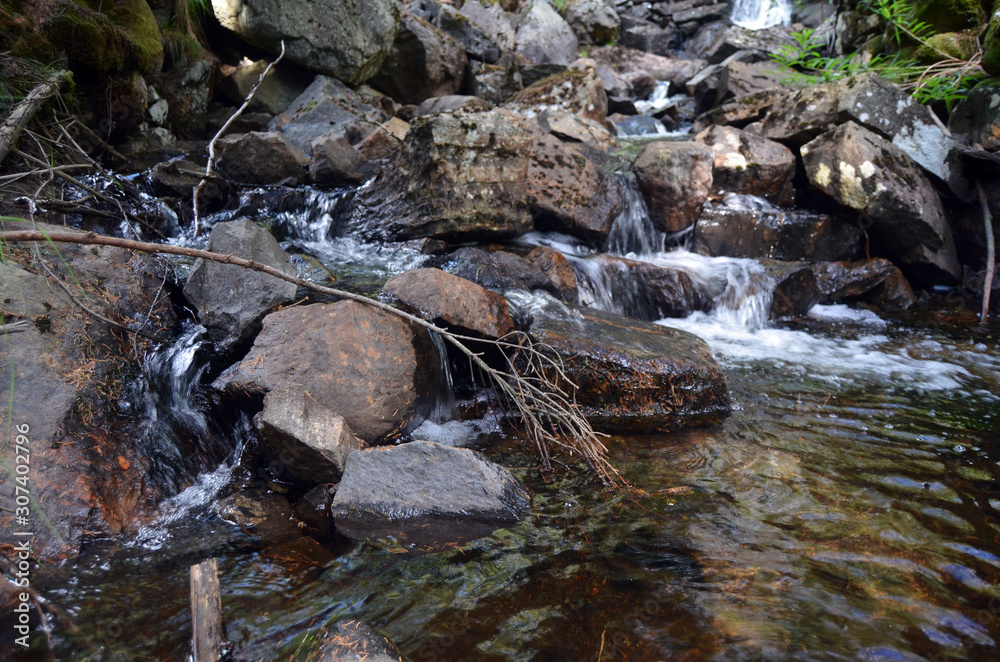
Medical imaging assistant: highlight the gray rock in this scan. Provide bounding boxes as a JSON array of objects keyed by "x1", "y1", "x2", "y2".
[
  {"x1": 948, "y1": 80, "x2": 1000, "y2": 151},
  {"x1": 692, "y1": 193, "x2": 862, "y2": 261},
  {"x1": 149, "y1": 159, "x2": 225, "y2": 204},
  {"x1": 412, "y1": 95, "x2": 494, "y2": 119},
  {"x1": 694, "y1": 125, "x2": 795, "y2": 203},
  {"x1": 268, "y1": 76, "x2": 388, "y2": 155},
  {"x1": 759, "y1": 73, "x2": 967, "y2": 196},
  {"x1": 633, "y1": 140, "x2": 715, "y2": 233},
  {"x1": 214, "y1": 300, "x2": 440, "y2": 443},
  {"x1": 382, "y1": 268, "x2": 516, "y2": 339},
  {"x1": 801, "y1": 122, "x2": 961, "y2": 281},
  {"x1": 505, "y1": 68, "x2": 608, "y2": 123},
  {"x1": 214, "y1": 131, "x2": 308, "y2": 186},
  {"x1": 534, "y1": 109, "x2": 616, "y2": 150},
  {"x1": 308, "y1": 134, "x2": 372, "y2": 187},
  {"x1": 254, "y1": 388, "x2": 366, "y2": 485},
  {"x1": 694, "y1": 87, "x2": 788, "y2": 130},
  {"x1": 620, "y1": 20, "x2": 674, "y2": 55},
  {"x1": 410, "y1": 0, "x2": 502, "y2": 63},
  {"x1": 516, "y1": 0, "x2": 579, "y2": 66},
  {"x1": 183, "y1": 219, "x2": 297, "y2": 350},
  {"x1": 470, "y1": 59, "x2": 524, "y2": 105},
  {"x1": 511, "y1": 294, "x2": 730, "y2": 429},
  {"x1": 210, "y1": 0, "x2": 403, "y2": 84},
  {"x1": 591, "y1": 46, "x2": 707, "y2": 88},
  {"x1": 696, "y1": 24, "x2": 795, "y2": 64},
  {"x1": 371, "y1": 10, "x2": 469, "y2": 105},
  {"x1": 331, "y1": 441, "x2": 530, "y2": 523},
  {"x1": 218, "y1": 59, "x2": 312, "y2": 116},
  {"x1": 565, "y1": 0, "x2": 621, "y2": 44},
  {"x1": 460, "y1": 1, "x2": 518, "y2": 54}
]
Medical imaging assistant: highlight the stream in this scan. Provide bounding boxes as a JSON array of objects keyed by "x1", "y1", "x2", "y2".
[{"x1": 24, "y1": 162, "x2": 1000, "y2": 661}]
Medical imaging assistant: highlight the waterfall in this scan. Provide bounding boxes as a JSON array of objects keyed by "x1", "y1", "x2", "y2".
[
  {"x1": 606, "y1": 175, "x2": 665, "y2": 258},
  {"x1": 730, "y1": 0, "x2": 792, "y2": 29}
]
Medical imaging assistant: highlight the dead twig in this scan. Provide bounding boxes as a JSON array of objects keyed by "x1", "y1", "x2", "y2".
[
  {"x1": 0, "y1": 70, "x2": 71, "y2": 165},
  {"x1": 978, "y1": 178, "x2": 995, "y2": 324}
]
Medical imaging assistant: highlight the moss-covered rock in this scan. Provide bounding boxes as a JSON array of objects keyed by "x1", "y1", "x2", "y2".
[
  {"x1": 985, "y1": 10, "x2": 1000, "y2": 77},
  {"x1": 912, "y1": 0, "x2": 987, "y2": 33},
  {"x1": 915, "y1": 30, "x2": 982, "y2": 63}
]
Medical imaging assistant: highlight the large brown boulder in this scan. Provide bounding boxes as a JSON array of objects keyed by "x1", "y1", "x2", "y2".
[
  {"x1": 694, "y1": 125, "x2": 795, "y2": 203},
  {"x1": 0, "y1": 221, "x2": 175, "y2": 560},
  {"x1": 514, "y1": 296, "x2": 730, "y2": 429},
  {"x1": 214, "y1": 300, "x2": 440, "y2": 443},
  {"x1": 801, "y1": 122, "x2": 961, "y2": 282},
  {"x1": 633, "y1": 140, "x2": 715, "y2": 233},
  {"x1": 346, "y1": 109, "x2": 621, "y2": 243},
  {"x1": 371, "y1": 10, "x2": 468, "y2": 105},
  {"x1": 809, "y1": 259, "x2": 916, "y2": 311}
]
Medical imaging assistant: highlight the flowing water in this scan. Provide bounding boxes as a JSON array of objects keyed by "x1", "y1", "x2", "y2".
[
  {"x1": 28, "y1": 176, "x2": 1000, "y2": 661},
  {"x1": 730, "y1": 0, "x2": 792, "y2": 30}
]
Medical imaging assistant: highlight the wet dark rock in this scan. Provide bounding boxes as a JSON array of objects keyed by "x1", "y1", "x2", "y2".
[
  {"x1": 762, "y1": 261, "x2": 824, "y2": 318},
  {"x1": 620, "y1": 19, "x2": 675, "y2": 55},
  {"x1": 801, "y1": 122, "x2": 961, "y2": 282},
  {"x1": 214, "y1": 131, "x2": 308, "y2": 186},
  {"x1": 0, "y1": 221, "x2": 175, "y2": 560},
  {"x1": 331, "y1": 440, "x2": 530, "y2": 525},
  {"x1": 518, "y1": 298, "x2": 730, "y2": 428},
  {"x1": 308, "y1": 134, "x2": 372, "y2": 187},
  {"x1": 347, "y1": 109, "x2": 620, "y2": 243},
  {"x1": 218, "y1": 59, "x2": 313, "y2": 116},
  {"x1": 565, "y1": 0, "x2": 621, "y2": 44},
  {"x1": 268, "y1": 76, "x2": 389, "y2": 155},
  {"x1": 413, "y1": 95, "x2": 494, "y2": 118},
  {"x1": 694, "y1": 125, "x2": 795, "y2": 203},
  {"x1": 149, "y1": 159, "x2": 226, "y2": 206},
  {"x1": 313, "y1": 620, "x2": 406, "y2": 662},
  {"x1": 759, "y1": 73, "x2": 967, "y2": 196},
  {"x1": 574, "y1": 255, "x2": 709, "y2": 320},
  {"x1": 211, "y1": 0, "x2": 403, "y2": 85},
  {"x1": 294, "y1": 485, "x2": 335, "y2": 539},
  {"x1": 217, "y1": 489, "x2": 300, "y2": 542},
  {"x1": 446, "y1": 246, "x2": 559, "y2": 295},
  {"x1": 214, "y1": 300, "x2": 440, "y2": 443},
  {"x1": 183, "y1": 219, "x2": 298, "y2": 351},
  {"x1": 411, "y1": 0, "x2": 502, "y2": 63},
  {"x1": 948, "y1": 80, "x2": 1000, "y2": 151},
  {"x1": 633, "y1": 140, "x2": 715, "y2": 233},
  {"x1": 382, "y1": 268, "x2": 516, "y2": 339},
  {"x1": 253, "y1": 388, "x2": 367, "y2": 485},
  {"x1": 506, "y1": 68, "x2": 608, "y2": 123},
  {"x1": 809, "y1": 259, "x2": 916, "y2": 311},
  {"x1": 515, "y1": 0, "x2": 579, "y2": 66},
  {"x1": 526, "y1": 245, "x2": 579, "y2": 303},
  {"x1": 692, "y1": 193, "x2": 862, "y2": 262},
  {"x1": 371, "y1": 10, "x2": 468, "y2": 105}
]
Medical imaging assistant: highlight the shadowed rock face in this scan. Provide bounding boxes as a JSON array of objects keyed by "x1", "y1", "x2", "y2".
[
  {"x1": 331, "y1": 440, "x2": 530, "y2": 526},
  {"x1": 514, "y1": 296, "x2": 730, "y2": 429},
  {"x1": 214, "y1": 300, "x2": 441, "y2": 444}
]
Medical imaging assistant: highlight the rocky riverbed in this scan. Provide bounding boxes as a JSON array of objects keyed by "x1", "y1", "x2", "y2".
[{"x1": 2, "y1": 0, "x2": 1000, "y2": 659}]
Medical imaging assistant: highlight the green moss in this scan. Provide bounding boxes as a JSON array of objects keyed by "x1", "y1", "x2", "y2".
[
  {"x1": 912, "y1": 0, "x2": 987, "y2": 33},
  {"x1": 985, "y1": 11, "x2": 1000, "y2": 76},
  {"x1": 915, "y1": 30, "x2": 981, "y2": 61}
]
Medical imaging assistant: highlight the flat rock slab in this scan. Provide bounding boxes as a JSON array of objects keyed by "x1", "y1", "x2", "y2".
[
  {"x1": 516, "y1": 297, "x2": 730, "y2": 429},
  {"x1": 331, "y1": 440, "x2": 530, "y2": 526}
]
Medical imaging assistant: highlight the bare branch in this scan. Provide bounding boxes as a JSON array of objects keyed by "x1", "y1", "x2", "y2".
[{"x1": 0, "y1": 70, "x2": 71, "y2": 165}]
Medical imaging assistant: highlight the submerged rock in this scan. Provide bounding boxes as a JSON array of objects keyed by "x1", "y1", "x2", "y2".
[
  {"x1": 214, "y1": 300, "x2": 440, "y2": 443},
  {"x1": 331, "y1": 440, "x2": 530, "y2": 525},
  {"x1": 801, "y1": 122, "x2": 961, "y2": 282},
  {"x1": 514, "y1": 296, "x2": 730, "y2": 429},
  {"x1": 183, "y1": 219, "x2": 298, "y2": 351},
  {"x1": 210, "y1": 0, "x2": 402, "y2": 85},
  {"x1": 313, "y1": 620, "x2": 407, "y2": 662}
]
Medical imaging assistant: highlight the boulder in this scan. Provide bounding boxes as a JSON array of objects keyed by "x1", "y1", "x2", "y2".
[
  {"x1": 505, "y1": 68, "x2": 608, "y2": 123},
  {"x1": 209, "y1": 0, "x2": 403, "y2": 84},
  {"x1": 619, "y1": 20, "x2": 675, "y2": 55},
  {"x1": 218, "y1": 59, "x2": 312, "y2": 116},
  {"x1": 382, "y1": 268, "x2": 516, "y2": 339},
  {"x1": 459, "y1": 1, "x2": 518, "y2": 54},
  {"x1": 446, "y1": 247, "x2": 564, "y2": 296},
  {"x1": 371, "y1": 10, "x2": 469, "y2": 105},
  {"x1": 692, "y1": 193, "x2": 861, "y2": 261},
  {"x1": 253, "y1": 389, "x2": 366, "y2": 485},
  {"x1": 763, "y1": 261, "x2": 824, "y2": 318},
  {"x1": 591, "y1": 46, "x2": 707, "y2": 88},
  {"x1": 758, "y1": 73, "x2": 967, "y2": 195},
  {"x1": 513, "y1": 296, "x2": 730, "y2": 428},
  {"x1": 214, "y1": 132, "x2": 308, "y2": 186},
  {"x1": 694, "y1": 87, "x2": 788, "y2": 130},
  {"x1": 0, "y1": 221, "x2": 175, "y2": 560},
  {"x1": 800, "y1": 122, "x2": 961, "y2": 281},
  {"x1": 183, "y1": 219, "x2": 298, "y2": 350},
  {"x1": 714, "y1": 60, "x2": 788, "y2": 107},
  {"x1": 534, "y1": 109, "x2": 616, "y2": 150},
  {"x1": 573, "y1": 255, "x2": 709, "y2": 320},
  {"x1": 331, "y1": 441, "x2": 530, "y2": 524},
  {"x1": 268, "y1": 76, "x2": 389, "y2": 155},
  {"x1": 149, "y1": 159, "x2": 226, "y2": 206},
  {"x1": 410, "y1": 0, "x2": 502, "y2": 63},
  {"x1": 633, "y1": 140, "x2": 715, "y2": 233},
  {"x1": 808, "y1": 259, "x2": 916, "y2": 310},
  {"x1": 694, "y1": 125, "x2": 795, "y2": 203},
  {"x1": 526, "y1": 245, "x2": 579, "y2": 303},
  {"x1": 214, "y1": 300, "x2": 440, "y2": 443},
  {"x1": 413, "y1": 95, "x2": 494, "y2": 118},
  {"x1": 347, "y1": 109, "x2": 621, "y2": 243},
  {"x1": 308, "y1": 134, "x2": 372, "y2": 187},
  {"x1": 948, "y1": 80, "x2": 1000, "y2": 151},
  {"x1": 515, "y1": 0, "x2": 579, "y2": 66},
  {"x1": 565, "y1": 0, "x2": 621, "y2": 44},
  {"x1": 696, "y1": 24, "x2": 795, "y2": 64},
  {"x1": 470, "y1": 58, "x2": 524, "y2": 104}
]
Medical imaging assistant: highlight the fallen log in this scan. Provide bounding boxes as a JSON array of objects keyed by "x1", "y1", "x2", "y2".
[{"x1": 0, "y1": 70, "x2": 71, "y2": 165}]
